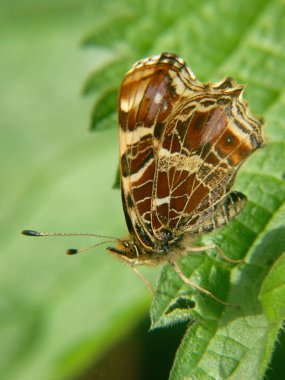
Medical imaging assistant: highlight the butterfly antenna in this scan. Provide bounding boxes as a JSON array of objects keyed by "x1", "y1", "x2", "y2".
[
  {"x1": 21, "y1": 230, "x2": 121, "y2": 254},
  {"x1": 66, "y1": 240, "x2": 119, "y2": 255},
  {"x1": 22, "y1": 229, "x2": 120, "y2": 240}
]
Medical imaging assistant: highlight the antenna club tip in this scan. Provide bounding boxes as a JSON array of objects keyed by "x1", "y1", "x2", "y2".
[
  {"x1": 66, "y1": 249, "x2": 78, "y2": 255},
  {"x1": 22, "y1": 230, "x2": 41, "y2": 236}
]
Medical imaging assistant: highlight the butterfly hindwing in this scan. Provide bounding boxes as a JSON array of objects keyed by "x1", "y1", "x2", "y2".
[{"x1": 153, "y1": 84, "x2": 263, "y2": 235}]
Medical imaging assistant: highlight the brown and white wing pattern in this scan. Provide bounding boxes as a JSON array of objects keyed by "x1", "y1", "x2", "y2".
[
  {"x1": 118, "y1": 53, "x2": 197, "y2": 251},
  {"x1": 118, "y1": 52, "x2": 263, "y2": 254},
  {"x1": 152, "y1": 77, "x2": 263, "y2": 236}
]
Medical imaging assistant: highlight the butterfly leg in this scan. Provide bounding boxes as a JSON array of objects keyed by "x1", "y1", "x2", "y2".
[
  {"x1": 188, "y1": 243, "x2": 243, "y2": 264},
  {"x1": 131, "y1": 266, "x2": 155, "y2": 296},
  {"x1": 170, "y1": 261, "x2": 237, "y2": 307}
]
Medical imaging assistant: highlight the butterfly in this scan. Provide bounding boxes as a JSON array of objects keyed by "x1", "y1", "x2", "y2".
[
  {"x1": 109, "y1": 52, "x2": 263, "y2": 301},
  {"x1": 23, "y1": 52, "x2": 264, "y2": 304}
]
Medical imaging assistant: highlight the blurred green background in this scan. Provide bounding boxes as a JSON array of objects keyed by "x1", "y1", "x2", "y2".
[
  {"x1": 1, "y1": 1, "x2": 285, "y2": 379},
  {"x1": 0, "y1": 2, "x2": 154, "y2": 379}
]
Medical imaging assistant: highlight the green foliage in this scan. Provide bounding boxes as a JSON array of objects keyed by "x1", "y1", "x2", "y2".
[
  {"x1": 260, "y1": 252, "x2": 285, "y2": 324},
  {"x1": 1, "y1": 0, "x2": 285, "y2": 379}
]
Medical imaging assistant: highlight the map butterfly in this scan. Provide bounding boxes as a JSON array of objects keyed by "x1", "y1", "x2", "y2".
[{"x1": 23, "y1": 52, "x2": 264, "y2": 304}]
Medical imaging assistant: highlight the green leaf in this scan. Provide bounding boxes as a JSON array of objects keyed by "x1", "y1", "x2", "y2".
[
  {"x1": 260, "y1": 252, "x2": 285, "y2": 323},
  {"x1": 89, "y1": 87, "x2": 118, "y2": 131},
  {"x1": 82, "y1": 57, "x2": 129, "y2": 96}
]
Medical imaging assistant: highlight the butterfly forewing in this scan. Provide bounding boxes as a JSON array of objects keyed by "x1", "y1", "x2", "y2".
[{"x1": 118, "y1": 53, "x2": 197, "y2": 249}]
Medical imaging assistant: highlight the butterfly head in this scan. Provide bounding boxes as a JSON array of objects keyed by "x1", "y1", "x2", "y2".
[
  {"x1": 106, "y1": 228, "x2": 185, "y2": 265},
  {"x1": 106, "y1": 238, "x2": 142, "y2": 263}
]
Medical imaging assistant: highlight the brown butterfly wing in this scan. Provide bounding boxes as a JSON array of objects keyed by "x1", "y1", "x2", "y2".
[
  {"x1": 152, "y1": 81, "x2": 263, "y2": 236},
  {"x1": 118, "y1": 53, "x2": 196, "y2": 249}
]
